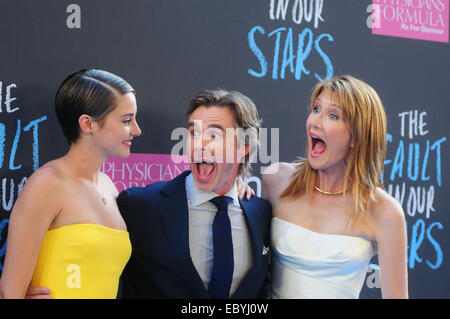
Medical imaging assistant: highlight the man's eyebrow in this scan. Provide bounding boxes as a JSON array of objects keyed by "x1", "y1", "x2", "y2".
[
  {"x1": 188, "y1": 121, "x2": 198, "y2": 128},
  {"x1": 188, "y1": 122, "x2": 225, "y2": 131},
  {"x1": 207, "y1": 123, "x2": 225, "y2": 131}
]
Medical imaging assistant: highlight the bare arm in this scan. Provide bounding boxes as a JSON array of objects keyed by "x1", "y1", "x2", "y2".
[
  {"x1": 261, "y1": 162, "x2": 295, "y2": 205},
  {"x1": 0, "y1": 168, "x2": 62, "y2": 298},
  {"x1": 261, "y1": 163, "x2": 279, "y2": 203},
  {"x1": 372, "y1": 190, "x2": 409, "y2": 298},
  {"x1": 24, "y1": 286, "x2": 52, "y2": 299}
]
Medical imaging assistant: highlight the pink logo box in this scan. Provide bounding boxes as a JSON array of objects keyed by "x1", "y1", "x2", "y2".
[
  {"x1": 102, "y1": 153, "x2": 190, "y2": 193},
  {"x1": 371, "y1": 0, "x2": 449, "y2": 43}
]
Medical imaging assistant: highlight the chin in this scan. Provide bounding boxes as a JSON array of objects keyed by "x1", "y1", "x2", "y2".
[
  {"x1": 308, "y1": 157, "x2": 320, "y2": 169},
  {"x1": 114, "y1": 149, "x2": 131, "y2": 159},
  {"x1": 308, "y1": 156, "x2": 330, "y2": 171},
  {"x1": 196, "y1": 183, "x2": 217, "y2": 193},
  {"x1": 193, "y1": 175, "x2": 218, "y2": 193}
]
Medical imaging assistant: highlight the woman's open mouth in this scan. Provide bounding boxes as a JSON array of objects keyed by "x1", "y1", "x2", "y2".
[{"x1": 310, "y1": 134, "x2": 327, "y2": 158}]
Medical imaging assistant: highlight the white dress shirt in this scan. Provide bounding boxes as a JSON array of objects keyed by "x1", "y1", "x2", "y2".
[{"x1": 185, "y1": 173, "x2": 253, "y2": 297}]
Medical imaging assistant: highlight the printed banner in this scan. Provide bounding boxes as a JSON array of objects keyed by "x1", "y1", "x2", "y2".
[
  {"x1": 102, "y1": 153, "x2": 190, "y2": 193},
  {"x1": 371, "y1": 0, "x2": 449, "y2": 43}
]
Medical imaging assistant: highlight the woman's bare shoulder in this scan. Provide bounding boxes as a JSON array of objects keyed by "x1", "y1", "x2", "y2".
[
  {"x1": 15, "y1": 159, "x2": 71, "y2": 208},
  {"x1": 261, "y1": 162, "x2": 300, "y2": 202},
  {"x1": 262, "y1": 162, "x2": 298, "y2": 181},
  {"x1": 9, "y1": 159, "x2": 69, "y2": 225},
  {"x1": 26, "y1": 160, "x2": 67, "y2": 185},
  {"x1": 369, "y1": 187, "x2": 406, "y2": 230}
]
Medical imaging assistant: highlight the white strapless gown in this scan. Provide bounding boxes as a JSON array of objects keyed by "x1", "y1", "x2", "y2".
[{"x1": 271, "y1": 217, "x2": 375, "y2": 299}]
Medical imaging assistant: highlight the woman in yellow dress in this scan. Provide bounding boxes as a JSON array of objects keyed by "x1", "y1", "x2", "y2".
[{"x1": 0, "y1": 69, "x2": 141, "y2": 298}]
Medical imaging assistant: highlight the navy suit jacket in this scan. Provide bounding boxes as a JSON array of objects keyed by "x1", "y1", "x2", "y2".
[{"x1": 117, "y1": 170, "x2": 272, "y2": 299}]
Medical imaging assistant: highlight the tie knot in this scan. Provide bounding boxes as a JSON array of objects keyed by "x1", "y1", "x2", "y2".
[{"x1": 210, "y1": 196, "x2": 233, "y2": 211}]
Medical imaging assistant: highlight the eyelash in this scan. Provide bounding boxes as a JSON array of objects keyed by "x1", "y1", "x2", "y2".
[
  {"x1": 190, "y1": 131, "x2": 221, "y2": 139},
  {"x1": 312, "y1": 106, "x2": 339, "y2": 120},
  {"x1": 329, "y1": 114, "x2": 338, "y2": 120}
]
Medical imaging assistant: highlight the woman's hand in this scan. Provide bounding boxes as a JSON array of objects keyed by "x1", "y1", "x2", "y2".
[{"x1": 236, "y1": 176, "x2": 255, "y2": 200}]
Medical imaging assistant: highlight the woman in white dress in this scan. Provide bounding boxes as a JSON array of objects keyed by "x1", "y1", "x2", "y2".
[{"x1": 262, "y1": 75, "x2": 408, "y2": 299}]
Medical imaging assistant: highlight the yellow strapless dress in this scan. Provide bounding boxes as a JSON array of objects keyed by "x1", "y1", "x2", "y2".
[{"x1": 31, "y1": 223, "x2": 131, "y2": 299}]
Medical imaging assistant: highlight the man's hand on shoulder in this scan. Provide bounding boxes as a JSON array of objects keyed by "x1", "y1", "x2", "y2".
[{"x1": 25, "y1": 286, "x2": 52, "y2": 299}]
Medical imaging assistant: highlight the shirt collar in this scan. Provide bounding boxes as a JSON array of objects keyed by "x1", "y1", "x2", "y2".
[{"x1": 185, "y1": 173, "x2": 240, "y2": 207}]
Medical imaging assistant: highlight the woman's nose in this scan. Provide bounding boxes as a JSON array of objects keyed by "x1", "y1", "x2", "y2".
[
  {"x1": 132, "y1": 121, "x2": 142, "y2": 137},
  {"x1": 308, "y1": 113, "x2": 322, "y2": 130}
]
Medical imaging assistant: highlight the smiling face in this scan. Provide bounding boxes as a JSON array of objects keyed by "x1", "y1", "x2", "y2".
[
  {"x1": 92, "y1": 92, "x2": 141, "y2": 158},
  {"x1": 187, "y1": 105, "x2": 248, "y2": 195},
  {"x1": 306, "y1": 89, "x2": 353, "y2": 174}
]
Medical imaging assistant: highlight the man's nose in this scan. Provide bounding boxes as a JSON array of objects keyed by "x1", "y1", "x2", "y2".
[{"x1": 192, "y1": 133, "x2": 211, "y2": 155}]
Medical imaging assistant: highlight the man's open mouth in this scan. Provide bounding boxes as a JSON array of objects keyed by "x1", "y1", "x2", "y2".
[{"x1": 195, "y1": 161, "x2": 216, "y2": 181}]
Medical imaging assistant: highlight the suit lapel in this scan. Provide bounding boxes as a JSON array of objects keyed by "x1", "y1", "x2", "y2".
[
  {"x1": 240, "y1": 199, "x2": 263, "y2": 262},
  {"x1": 159, "y1": 171, "x2": 208, "y2": 297},
  {"x1": 231, "y1": 198, "x2": 263, "y2": 298}
]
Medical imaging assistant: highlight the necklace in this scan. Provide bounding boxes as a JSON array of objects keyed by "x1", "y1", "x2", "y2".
[
  {"x1": 314, "y1": 185, "x2": 344, "y2": 195},
  {"x1": 99, "y1": 186, "x2": 107, "y2": 205},
  {"x1": 100, "y1": 194, "x2": 107, "y2": 205},
  {"x1": 94, "y1": 179, "x2": 107, "y2": 205}
]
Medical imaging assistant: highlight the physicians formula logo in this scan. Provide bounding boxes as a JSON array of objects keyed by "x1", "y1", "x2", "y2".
[
  {"x1": 102, "y1": 154, "x2": 190, "y2": 193},
  {"x1": 370, "y1": 0, "x2": 449, "y2": 43}
]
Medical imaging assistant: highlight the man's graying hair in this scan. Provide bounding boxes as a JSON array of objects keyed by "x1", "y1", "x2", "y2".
[{"x1": 186, "y1": 89, "x2": 262, "y2": 177}]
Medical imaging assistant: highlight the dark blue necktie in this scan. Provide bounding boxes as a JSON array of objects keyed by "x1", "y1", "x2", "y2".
[{"x1": 209, "y1": 196, "x2": 234, "y2": 298}]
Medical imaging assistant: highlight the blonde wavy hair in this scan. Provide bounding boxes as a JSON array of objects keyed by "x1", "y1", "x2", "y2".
[{"x1": 280, "y1": 75, "x2": 387, "y2": 227}]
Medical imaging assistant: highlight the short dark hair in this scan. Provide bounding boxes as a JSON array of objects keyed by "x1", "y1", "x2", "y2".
[
  {"x1": 55, "y1": 69, "x2": 135, "y2": 144},
  {"x1": 186, "y1": 89, "x2": 261, "y2": 177}
]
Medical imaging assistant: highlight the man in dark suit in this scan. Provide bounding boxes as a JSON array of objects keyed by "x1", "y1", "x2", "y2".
[
  {"x1": 24, "y1": 89, "x2": 271, "y2": 299},
  {"x1": 117, "y1": 89, "x2": 271, "y2": 298}
]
